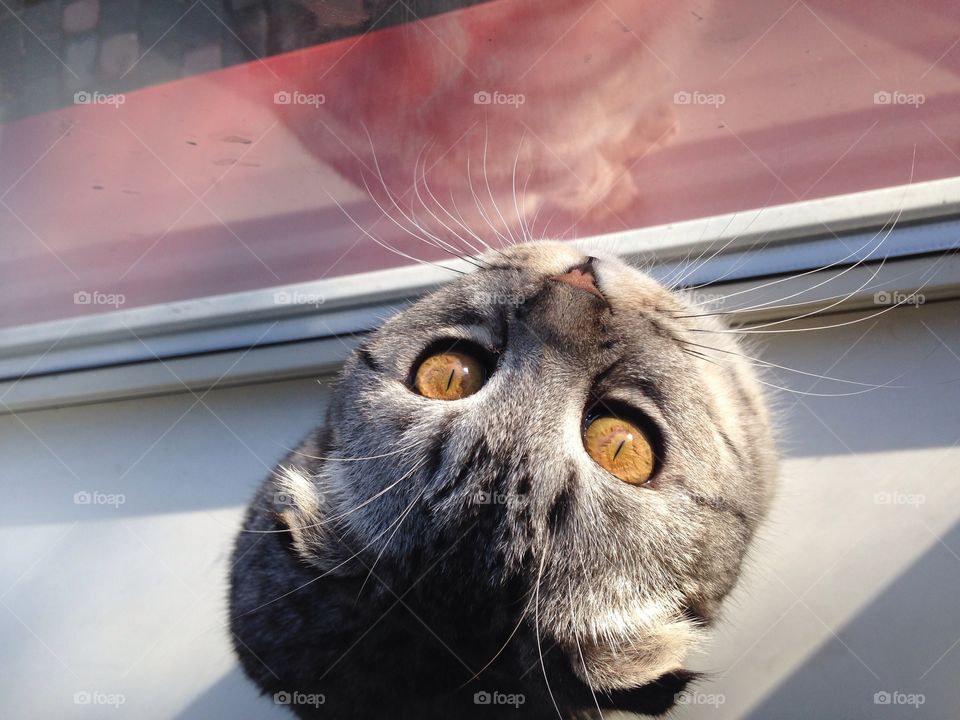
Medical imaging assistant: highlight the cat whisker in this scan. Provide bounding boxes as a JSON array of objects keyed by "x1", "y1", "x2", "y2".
[
  {"x1": 288, "y1": 439, "x2": 428, "y2": 463},
  {"x1": 752, "y1": 377, "x2": 909, "y2": 397},
  {"x1": 355, "y1": 476, "x2": 430, "y2": 601},
  {"x1": 684, "y1": 147, "x2": 917, "y2": 302},
  {"x1": 534, "y1": 540, "x2": 564, "y2": 719},
  {"x1": 241, "y1": 449, "x2": 430, "y2": 536},
  {"x1": 678, "y1": 205, "x2": 901, "y2": 320},
  {"x1": 680, "y1": 347, "x2": 723, "y2": 369},
  {"x1": 672, "y1": 265, "x2": 913, "y2": 320},
  {"x1": 690, "y1": 248, "x2": 891, "y2": 331},
  {"x1": 660, "y1": 211, "x2": 720, "y2": 290},
  {"x1": 461, "y1": 587, "x2": 538, "y2": 686},
  {"x1": 412, "y1": 144, "x2": 495, "y2": 264},
  {"x1": 358, "y1": 126, "x2": 477, "y2": 273},
  {"x1": 673, "y1": 184, "x2": 790, "y2": 292},
  {"x1": 511, "y1": 130, "x2": 531, "y2": 243},
  {"x1": 359, "y1": 141, "x2": 478, "y2": 272},
  {"x1": 668, "y1": 199, "x2": 769, "y2": 291},
  {"x1": 688, "y1": 252, "x2": 950, "y2": 334},
  {"x1": 327, "y1": 187, "x2": 466, "y2": 276},
  {"x1": 526, "y1": 173, "x2": 546, "y2": 242},
  {"x1": 569, "y1": 577, "x2": 604, "y2": 719},
  {"x1": 677, "y1": 339, "x2": 908, "y2": 389},
  {"x1": 483, "y1": 120, "x2": 520, "y2": 246},
  {"x1": 467, "y1": 151, "x2": 515, "y2": 247},
  {"x1": 443, "y1": 187, "x2": 506, "y2": 262},
  {"x1": 407, "y1": 144, "x2": 490, "y2": 270},
  {"x1": 234, "y1": 486, "x2": 429, "y2": 618}
]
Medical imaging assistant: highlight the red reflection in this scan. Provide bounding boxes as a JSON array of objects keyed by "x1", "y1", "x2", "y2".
[{"x1": 1, "y1": 0, "x2": 958, "y2": 328}]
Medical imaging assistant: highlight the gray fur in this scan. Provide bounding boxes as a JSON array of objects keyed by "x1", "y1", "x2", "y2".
[{"x1": 229, "y1": 242, "x2": 777, "y2": 718}]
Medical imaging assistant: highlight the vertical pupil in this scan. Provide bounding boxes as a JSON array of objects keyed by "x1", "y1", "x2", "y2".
[{"x1": 414, "y1": 351, "x2": 484, "y2": 399}]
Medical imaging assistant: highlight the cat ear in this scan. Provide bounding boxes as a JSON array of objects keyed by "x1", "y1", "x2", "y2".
[
  {"x1": 591, "y1": 669, "x2": 700, "y2": 716},
  {"x1": 272, "y1": 465, "x2": 330, "y2": 563}
]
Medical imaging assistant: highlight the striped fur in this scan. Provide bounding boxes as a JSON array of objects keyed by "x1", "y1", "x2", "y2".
[{"x1": 230, "y1": 242, "x2": 777, "y2": 718}]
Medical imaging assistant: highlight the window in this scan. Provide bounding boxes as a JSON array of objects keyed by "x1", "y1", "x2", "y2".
[{"x1": 1, "y1": 0, "x2": 958, "y2": 380}]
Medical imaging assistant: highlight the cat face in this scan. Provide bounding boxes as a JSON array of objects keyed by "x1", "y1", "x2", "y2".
[{"x1": 283, "y1": 241, "x2": 776, "y2": 697}]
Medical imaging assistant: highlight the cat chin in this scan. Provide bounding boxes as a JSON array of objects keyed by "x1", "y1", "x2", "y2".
[{"x1": 565, "y1": 615, "x2": 703, "y2": 691}]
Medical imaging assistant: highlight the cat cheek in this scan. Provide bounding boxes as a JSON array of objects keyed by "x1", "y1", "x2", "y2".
[{"x1": 570, "y1": 616, "x2": 703, "y2": 691}]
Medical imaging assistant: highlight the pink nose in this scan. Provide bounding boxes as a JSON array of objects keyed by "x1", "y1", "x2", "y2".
[{"x1": 549, "y1": 266, "x2": 605, "y2": 302}]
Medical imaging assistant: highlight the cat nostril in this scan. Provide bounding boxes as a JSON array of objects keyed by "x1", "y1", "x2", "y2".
[{"x1": 548, "y1": 258, "x2": 606, "y2": 302}]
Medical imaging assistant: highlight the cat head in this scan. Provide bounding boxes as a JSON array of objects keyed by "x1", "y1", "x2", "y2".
[{"x1": 280, "y1": 241, "x2": 777, "y2": 707}]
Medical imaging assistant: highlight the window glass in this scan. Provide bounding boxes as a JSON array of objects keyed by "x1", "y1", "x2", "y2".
[{"x1": 1, "y1": 0, "x2": 957, "y2": 328}]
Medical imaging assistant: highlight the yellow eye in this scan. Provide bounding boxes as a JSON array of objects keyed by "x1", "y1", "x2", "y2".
[
  {"x1": 414, "y1": 351, "x2": 485, "y2": 400},
  {"x1": 584, "y1": 416, "x2": 655, "y2": 485}
]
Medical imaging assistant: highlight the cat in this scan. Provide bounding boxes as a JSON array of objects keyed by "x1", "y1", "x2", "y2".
[{"x1": 229, "y1": 240, "x2": 778, "y2": 718}]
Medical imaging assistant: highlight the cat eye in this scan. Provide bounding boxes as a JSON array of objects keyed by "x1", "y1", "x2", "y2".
[
  {"x1": 413, "y1": 350, "x2": 486, "y2": 400},
  {"x1": 583, "y1": 415, "x2": 656, "y2": 485}
]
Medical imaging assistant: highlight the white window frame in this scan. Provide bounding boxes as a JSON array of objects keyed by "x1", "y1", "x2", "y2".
[{"x1": 2, "y1": 175, "x2": 959, "y2": 415}]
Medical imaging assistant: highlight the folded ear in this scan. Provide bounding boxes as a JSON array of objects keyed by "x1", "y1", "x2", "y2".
[
  {"x1": 592, "y1": 670, "x2": 700, "y2": 716},
  {"x1": 271, "y1": 464, "x2": 331, "y2": 564}
]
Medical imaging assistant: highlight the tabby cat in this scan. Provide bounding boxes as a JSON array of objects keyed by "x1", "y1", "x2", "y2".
[{"x1": 230, "y1": 241, "x2": 777, "y2": 718}]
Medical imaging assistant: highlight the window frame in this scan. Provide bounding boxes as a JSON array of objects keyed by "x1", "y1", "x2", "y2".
[{"x1": 2, "y1": 175, "x2": 959, "y2": 414}]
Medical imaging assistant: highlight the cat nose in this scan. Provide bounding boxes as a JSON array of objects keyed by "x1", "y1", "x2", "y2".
[{"x1": 548, "y1": 257, "x2": 606, "y2": 302}]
